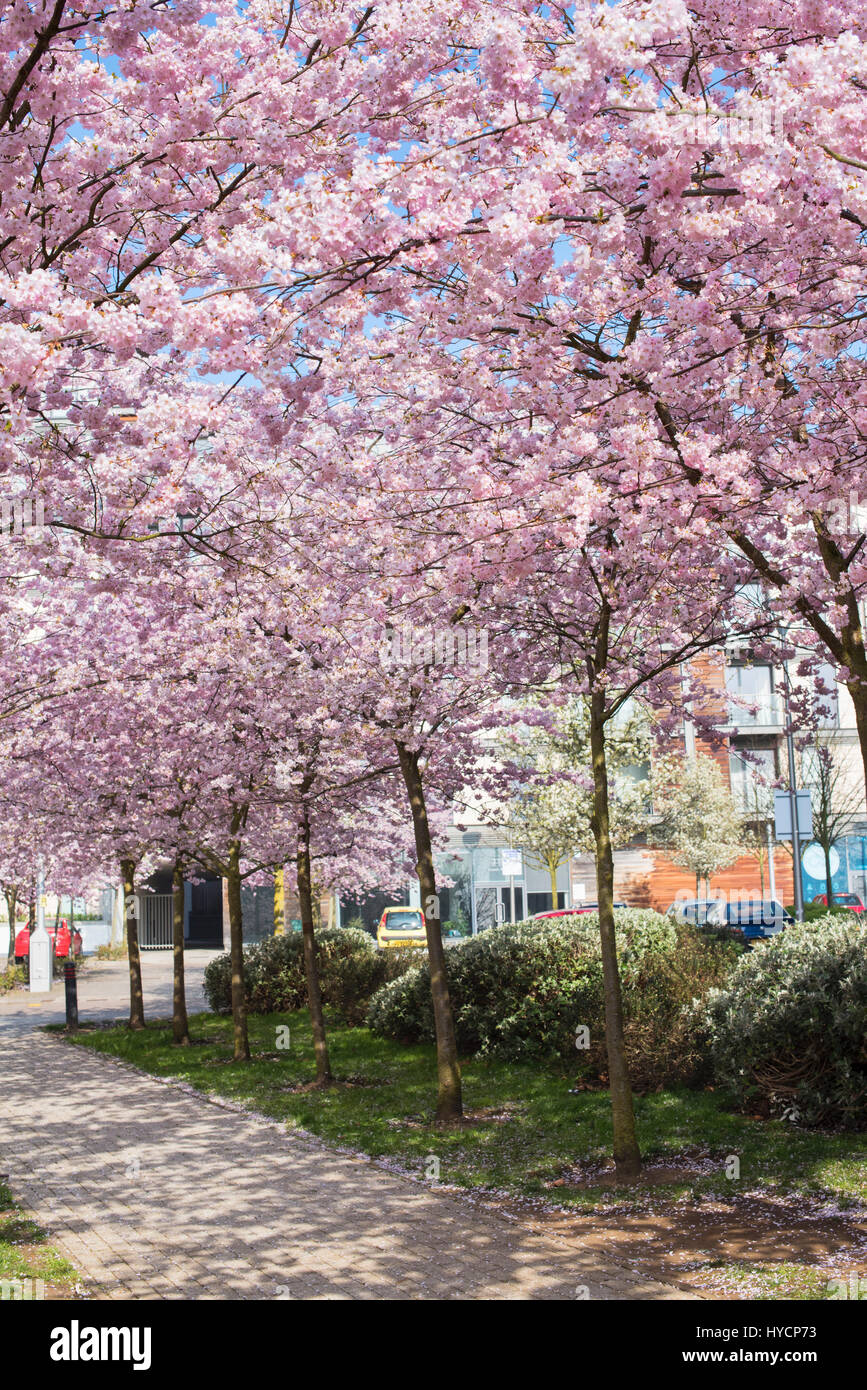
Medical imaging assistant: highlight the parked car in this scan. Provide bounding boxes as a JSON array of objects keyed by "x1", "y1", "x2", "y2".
[
  {"x1": 54, "y1": 920, "x2": 71, "y2": 957},
  {"x1": 376, "y1": 906, "x2": 427, "y2": 949},
  {"x1": 812, "y1": 892, "x2": 865, "y2": 914},
  {"x1": 718, "y1": 899, "x2": 792, "y2": 944},
  {"x1": 53, "y1": 920, "x2": 82, "y2": 957},
  {"x1": 12, "y1": 919, "x2": 82, "y2": 962},
  {"x1": 666, "y1": 898, "x2": 727, "y2": 925},
  {"x1": 532, "y1": 902, "x2": 628, "y2": 920},
  {"x1": 667, "y1": 897, "x2": 792, "y2": 945}
]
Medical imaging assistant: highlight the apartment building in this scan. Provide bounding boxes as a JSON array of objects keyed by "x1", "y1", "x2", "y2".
[{"x1": 567, "y1": 646, "x2": 867, "y2": 912}]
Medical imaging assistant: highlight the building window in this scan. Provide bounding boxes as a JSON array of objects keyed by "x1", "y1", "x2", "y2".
[
  {"x1": 526, "y1": 892, "x2": 567, "y2": 915},
  {"x1": 729, "y1": 745, "x2": 777, "y2": 816},
  {"x1": 726, "y1": 663, "x2": 781, "y2": 727},
  {"x1": 812, "y1": 662, "x2": 839, "y2": 728}
]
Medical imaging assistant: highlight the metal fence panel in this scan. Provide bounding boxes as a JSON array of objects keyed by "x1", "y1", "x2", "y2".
[{"x1": 138, "y1": 893, "x2": 173, "y2": 949}]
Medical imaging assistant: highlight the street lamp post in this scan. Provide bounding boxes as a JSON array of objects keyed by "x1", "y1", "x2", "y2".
[
  {"x1": 780, "y1": 654, "x2": 805, "y2": 923},
  {"x1": 767, "y1": 821, "x2": 777, "y2": 902},
  {"x1": 462, "y1": 831, "x2": 481, "y2": 936}
]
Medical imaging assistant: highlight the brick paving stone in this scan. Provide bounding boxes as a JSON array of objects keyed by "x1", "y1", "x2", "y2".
[{"x1": 0, "y1": 1031, "x2": 702, "y2": 1302}]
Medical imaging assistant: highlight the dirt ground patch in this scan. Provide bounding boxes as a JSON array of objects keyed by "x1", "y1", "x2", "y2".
[{"x1": 485, "y1": 1187, "x2": 867, "y2": 1298}]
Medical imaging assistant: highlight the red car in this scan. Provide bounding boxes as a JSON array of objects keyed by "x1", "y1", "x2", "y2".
[
  {"x1": 13, "y1": 920, "x2": 81, "y2": 962},
  {"x1": 812, "y1": 893, "x2": 865, "y2": 914}
]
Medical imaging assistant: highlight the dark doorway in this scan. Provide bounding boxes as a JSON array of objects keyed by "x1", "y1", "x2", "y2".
[
  {"x1": 188, "y1": 877, "x2": 223, "y2": 947},
  {"x1": 340, "y1": 890, "x2": 407, "y2": 938}
]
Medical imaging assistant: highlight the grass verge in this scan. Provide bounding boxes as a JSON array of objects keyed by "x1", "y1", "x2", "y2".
[
  {"x1": 63, "y1": 1009, "x2": 867, "y2": 1300},
  {"x1": 0, "y1": 1180, "x2": 80, "y2": 1298}
]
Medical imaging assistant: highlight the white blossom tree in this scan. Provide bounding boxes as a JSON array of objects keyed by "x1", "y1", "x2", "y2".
[
  {"x1": 651, "y1": 755, "x2": 747, "y2": 898},
  {"x1": 496, "y1": 701, "x2": 650, "y2": 910}
]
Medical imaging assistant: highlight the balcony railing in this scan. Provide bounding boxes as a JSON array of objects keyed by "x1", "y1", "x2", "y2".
[{"x1": 727, "y1": 692, "x2": 785, "y2": 729}]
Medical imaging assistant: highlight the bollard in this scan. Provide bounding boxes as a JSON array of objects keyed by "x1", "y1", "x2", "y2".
[{"x1": 64, "y1": 961, "x2": 78, "y2": 1032}]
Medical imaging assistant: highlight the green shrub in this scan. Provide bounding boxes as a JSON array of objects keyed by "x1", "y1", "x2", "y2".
[
  {"x1": 368, "y1": 910, "x2": 738, "y2": 1085},
  {"x1": 94, "y1": 943, "x2": 128, "y2": 961},
  {"x1": 367, "y1": 964, "x2": 435, "y2": 1043},
  {"x1": 700, "y1": 916, "x2": 867, "y2": 1128},
  {"x1": 324, "y1": 943, "x2": 420, "y2": 1026},
  {"x1": 0, "y1": 964, "x2": 26, "y2": 994},
  {"x1": 202, "y1": 948, "x2": 236, "y2": 1015},
  {"x1": 246, "y1": 933, "x2": 310, "y2": 1014},
  {"x1": 202, "y1": 927, "x2": 418, "y2": 1023},
  {"x1": 340, "y1": 915, "x2": 368, "y2": 935},
  {"x1": 794, "y1": 903, "x2": 859, "y2": 924},
  {"x1": 618, "y1": 917, "x2": 743, "y2": 1088}
]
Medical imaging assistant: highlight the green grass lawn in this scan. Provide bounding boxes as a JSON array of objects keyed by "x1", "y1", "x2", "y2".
[
  {"x1": 0, "y1": 1181, "x2": 79, "y2": 1297},
  {"x1": 63, "y1": 1009, "x2": 867, "y2": 1217}
]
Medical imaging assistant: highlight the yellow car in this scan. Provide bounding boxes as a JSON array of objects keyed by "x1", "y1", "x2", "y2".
[{"x1": 376, "y1": 906, "x2": 427, "y2": 949}]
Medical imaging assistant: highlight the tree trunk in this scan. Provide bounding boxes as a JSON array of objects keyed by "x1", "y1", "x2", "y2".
[
  {"x1": 588, "y1": 690, "x2": 642, "y2": 1182},
  {"x1": 824, "y1": 842, "x2": 835, "y2": 906},
  {"x1": 274, "y1": 868, "x2": 285, "y2": 937},
  {"x1": 225, "y1": 842, "x2": 250, "y2": 1061},
  {"x1": 297, "y1": 810, "x2": 332, "y2": 1085},
  {"x1": 396, "y1": 741, "x2": 463, "y2": 1125},
  {"x1": 5, "y1": 888, "x2": 17, "y2": 936},
  {"x1": 172, "y1": 860, "x2": 190, "y2": 1046},
  {"x1": 120, "y1": 858, "x2": 145, "y2": 1031},
  {"x1": 850, "y1": 680, "x2": 867, "y2": 837},
  {"x1": 54, "y1": 897, "x2": 61, "y2": 932},
  {"x1": 549, "y1": 860, "x2": 559, "y2": 912},
  {"x1": 758, "y1": 845, "x2": 765, "y2": 897}
]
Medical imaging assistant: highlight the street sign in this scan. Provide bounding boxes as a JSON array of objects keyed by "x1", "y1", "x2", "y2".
[
  {"x1": 501, "y1": 848, "x2": 522, "y2": 876},
  {"x1": 774, "y1": 789, "x2": 813, "y2": 841}
]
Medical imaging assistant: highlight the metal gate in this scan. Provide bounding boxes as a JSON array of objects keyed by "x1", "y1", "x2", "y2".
[{"x1": 138, "y1": 893, "x2": 173, "y2": 949}]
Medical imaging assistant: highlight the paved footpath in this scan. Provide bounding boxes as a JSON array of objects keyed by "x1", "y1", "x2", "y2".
[
  {"x1": 0, "y1": 949, "x2": 218, "y2": 1036},
  {"x1": 0, "y1": 964, "x2": 700, "y2": 1301}
]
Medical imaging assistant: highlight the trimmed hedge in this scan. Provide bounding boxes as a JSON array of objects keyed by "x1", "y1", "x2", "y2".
[
  {"x1": 367, "y1": 909, "x2": 740, "y2": 1086},
  {"x1": 203, "y1": 928, "x2": 419, "y2": 1026},
  {"x1": 700, "y1": 916, "x2": 867, "y2": 1128}
]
